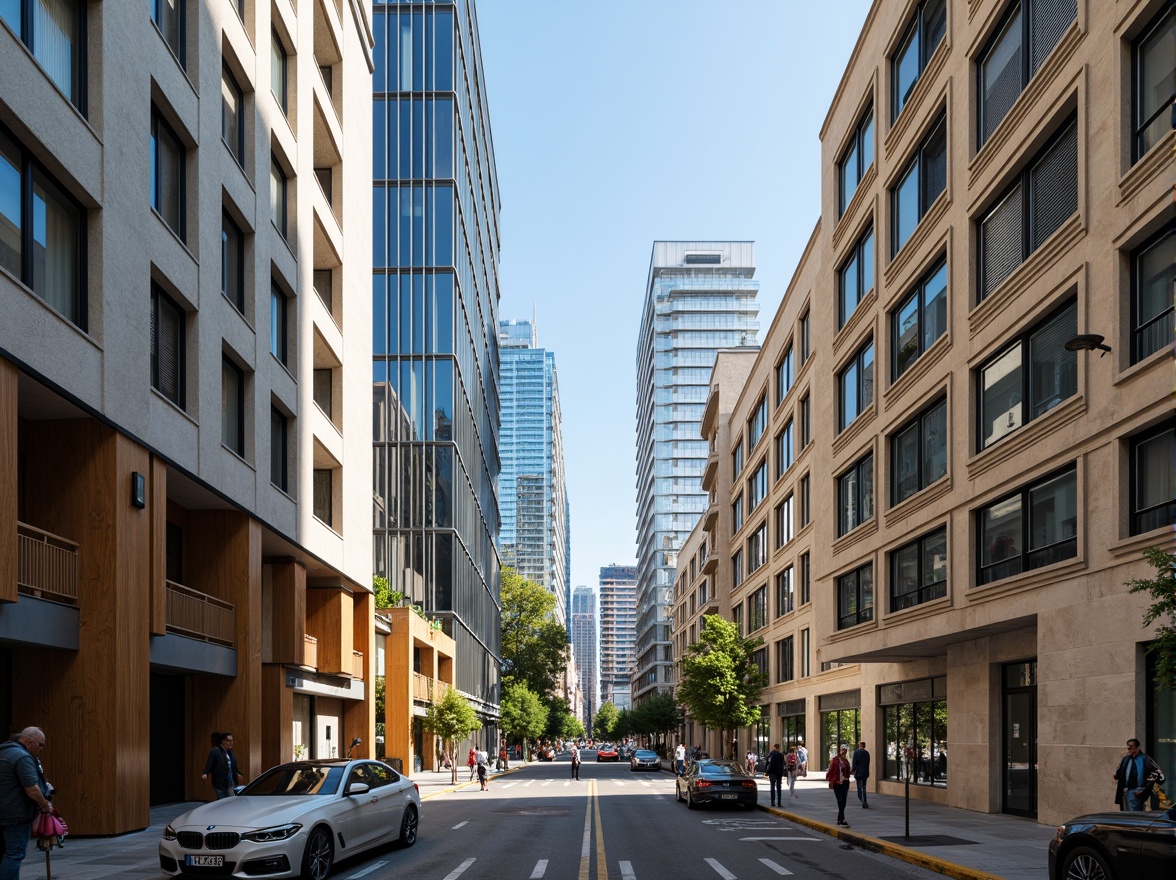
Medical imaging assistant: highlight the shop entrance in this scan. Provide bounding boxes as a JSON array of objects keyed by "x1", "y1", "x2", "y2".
[
  {"x1": 149, "y1": 671, "x2": 186, "y2": 804},
  {"x1": 1002, "y1": 660, "x2": 1037, "y2": 818}
]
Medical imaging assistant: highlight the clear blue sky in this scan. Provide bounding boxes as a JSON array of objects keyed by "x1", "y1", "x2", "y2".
[{"x1": 477, "y1": 1, "x2": 874, "y2": 592}]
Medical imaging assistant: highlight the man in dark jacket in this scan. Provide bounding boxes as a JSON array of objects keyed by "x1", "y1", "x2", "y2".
[
  {"x1": 1114, "y1": 738, "x2": 1165, "y2": 811},
  {"x1": 850, "y1": 741, "x2": 871, "y2": 809},
  {"x1": 765, "y1": 744, "x2": 786, "y2": 807},
  {"x1": 201, "y1": 732, "x2": 244, "y2": 800},
  {"x1": 0, "y1": 727, "x2": 52, "y2": 879}
]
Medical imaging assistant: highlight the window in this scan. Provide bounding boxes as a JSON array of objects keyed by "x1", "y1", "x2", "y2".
[
  {"x1": 1131, "y1": 227, "x2": 1174, "y2": 364},
  {"x1": 748, "y1": 586, "x2": 768, "y2": 632},
  {"x1": 751, "y1": 649, "x2": 768, "y2": 685},
  {"x1": 978, "y1": 299, "x2": 1076, "y2": 449},
  {"x1": 799, "y1": 552, "x2": 811, "y2": 605},
  {"x1": 314, "y1": 268, "x2": 333, "y2": 312},
  {"x1": 838, "y1": 453, "x2": 874, "y2": 537},
  {"x1": 748, "y1": 460, "x2": 768, "y2": 510},
  {"x1": 315, "y1": 167, "x2": 333, "y2": 206},
  {"x1": 747, "y1": 522, "x2": 767, "y2": 574},
  {"x1": 0, "y1": 127, "x2": 85, "y2": 328},
  {"x1": 1134, "y1": 4, "x2": 1175, "y2": 161},
  {"x1": 892, "y1": 0, "x2": 946, "y2": 122},
  {"x1": 222, "y1": 67, "x2": 244, "y2": 166},
  {"x1": 313, "y1": 468, "x2": 332, "y2": 525},
  {"x1": 775, "y1": 346, "x2": 793, "y2": 406},
  {"x1": 270, "y1": 283, "x2": 288, "y2": 365},
  {"x1": 0, "y1": 0, "x2": 85, "y2": 111},
  {"x1": 748, "y1": 396, "x2": 768, "y2": 448},
  {"x1": 732, "y1": 603, "x2": 743, "y2": 636},
  {"x1": 732, "y1": 494, "x2": 744, "y2": 532},
  {"x1": 313, "y1": 368, "x2": 333, "y2": 418},
  {"x1": 222, "y1": 357, "x2": 245, "y2": 456},
  {"x1": 775, "y1": 567, "x2": 794, "y2": 618},
  {"x1": 271, "y1": 30, "x2": 289, "y2": 114},
  {"x1": 151, "y1": 111, "x2": 185, "y2": 240},
  {"x1": 799, "y1": 393, "x2": 811, "y2": 448},
  {"x1": 892, "y1": 258, "x2": 948, "y2": 378},
  {"x1": 153, "y1": 0, "x2": 185, "y2": 67},
  {"x1": 978, "y1": 465, "x2": 1077, "y2": 584},
  {"x1": 838, "y1": 107, "x2": 875, "y2": 216},
  {"x1": 775, "y1": 636, "x2": 795, "y2": 683},
  {"x1": 732, "y1": 439, "x2": 744, "y2": 477},
  {"x1": 799, "y1": 474, "x2": 811, "y2": 527},
  {"x1": 800, "y1": 628, "x2": 811, "y2": 677},
  {"x1": 838, "y1": 340, "x2": 875, "y2": 432},
  {"x1": 837, "y1": 564, "x2": 874, "y2": 629},
  {"x1": 839, "y1": 227, "x2": 875, "y2": 327},
  {"x1": 881, "y1": 677, "x2": 947, "y2": 784},
  {"x1": 775, "y1": 421, "x2": 794, "y2": 480},
  {"x1": 270, "y1": 157, "x2": 288, "y2": 238},
  {"x1": 1130, "y1": 421, "x2": 1175, "y2": 535},
  {"x1": 892, "y1": 113, "x2": 947, "y2": 255},
  {"x1": 978, "y1": 0, "x2": 1077, "y2": 147},
  {"x1": 151, "y1": 283, "x2": 185, "y2": 408},
  {"x1": 222, "y1": 212, "x2": 244, "y2": 312},
  {"x1": 732, "y1": 549, "x2": 744, "y2": 589},
  {"x1": 775, "y1": 495, "x2": 793, "y2": 549},
  {"x1": 799, "y1": 311, "x2": 811, "y2": 364},
  {"x1": 270, "y1": 407, "x2": 288, "y2": 491},
  {"x1": 891, "y1": 528, "x2": 947, "y2": 611},
  {"x1": 979, "y1": 117, "x2": 1077, "y2": 300},
  {"x1": 892, "y1": 398, "x2": 948, "y2": 505}
]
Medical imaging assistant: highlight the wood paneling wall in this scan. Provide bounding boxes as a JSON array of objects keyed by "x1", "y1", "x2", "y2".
[
  {"x1": 149, "y1": 456, "x2": 167, "y2": 635},
  {"x1": 261, "y1": 664, "x2": 293, "y2": 770},
  {"x1": 343, "y1": 590, "x2": 373, "y2": 758},
  {"x1": 270, "y1": 561, "x2": 307, "y2": 666},
  {"x1": 306, "y1": 586, "x2": 353, "y2": 675}
]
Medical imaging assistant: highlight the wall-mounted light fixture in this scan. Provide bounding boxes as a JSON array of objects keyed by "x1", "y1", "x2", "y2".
[
  {"x1": 1064, "y1": 334, "x2": 1112, "y2": 356},
  {"x1": 131, "y1": 472, "x2": 146, "y2": 509}
]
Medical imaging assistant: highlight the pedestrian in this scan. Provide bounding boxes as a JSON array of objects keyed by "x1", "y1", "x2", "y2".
[
  {"x1": 785, "y1": 747, "x2": 800, "y2": 799},
  {"x1": 765, "y1": 744, "x2": 785, "y2": 807},
  {"x1": 674, "y1": 742, "x2": 686, "y2": 777},
  {"x1": 0, "y1": 727, "x2": 52, "y2": 880},
  {"x1": 826, "y1": 746, "x2": 852, "y2": 827},
  {"x1": 571, "y1": 743, "x2": 581, "y2": 780},
  {"x1": 201, "y1": 732, "x2": 244, "y2": 800},
  {"x1": 746, "y1": 747, "x2": 758, "y2": 778},
  {"x1": 797, "y1": 743, "x2": 809, "y2": 778},
  {"x1": 1114, "y1": 737, "x2": 1165, "y2": 811},
  {"x1": 499, "y1": 744, "x2": 509, "y2": 771},
  {"x1": 466, "y1": 747, "x2": 477, "y2": 780},
  {"x1": 850, "y1": 740, "x2": 871, "y2": 809}
]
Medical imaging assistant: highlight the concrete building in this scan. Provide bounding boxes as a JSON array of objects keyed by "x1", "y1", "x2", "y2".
[
  {"x1": 633, "y1": 242, "x2": 761, "y2": 705},
  {"x1": 0, "y1": 0, "x2": 375, "y2": 833},
  {"x1": 599, "y1": 563, "x2": 638, "y2": 710},
  {"x1": 571, "y1": 585, "x2": 599, "y2": 729},
  {"x1": 370, "y1": 1, "x2": 504, "y2": 744},
  {"x1": 676, "y1": 0, "x2": 1175, "y2": 825}
]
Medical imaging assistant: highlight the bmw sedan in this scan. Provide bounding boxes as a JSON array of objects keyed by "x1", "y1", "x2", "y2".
[
  {"x1": 1048, "y1": 805, "x2": 1174, "y2": 880},
  {"x1": 629, "y1": 750, "x2": 661, "y2": 772},
  {"x1": 159, "y1": 759, "x2": 421, "y2": 879},
  {"x1": 596, "y1": 743, "x2": 619, "y2": 762},
  {"x1": 676, "y1": 759, "x2": 758, "y2": 810}
]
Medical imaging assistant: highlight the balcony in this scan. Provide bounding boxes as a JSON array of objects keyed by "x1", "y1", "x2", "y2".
[
  {"x1": 701, "y1": 498, "x2": 719, "y2": 533},
  {"x1": 17, "y1": 522, "x2": 79, "y2": 605},
  {"x1": 412, "y1": 671, "x2": 449, "y2": 703},
  {"x1": 304, "y1": 634, "x2": 319, "y2": 669},
  {"x1": 165, "y1": 582, "x2": 235, "y2": 646},
  {"x1": 699, "y1": 384, "x2": 720, "y2": 437},
  {"x1": 701, "y1": 446, "x2": 719, "y2": 492}
]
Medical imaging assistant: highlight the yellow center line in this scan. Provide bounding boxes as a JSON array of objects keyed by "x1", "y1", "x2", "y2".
[
  {"x1": 578, "y1": 779, "x2": 593, "y2": 880},
  {"x1": 594, "y1": 777, "x2": 607, "y2": 880}
]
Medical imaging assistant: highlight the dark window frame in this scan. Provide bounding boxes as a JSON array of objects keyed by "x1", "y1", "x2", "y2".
[
  {"x1": 271, "y1": 28, "x2": 289, "y2": 114},
  {"x1": 747, "y1": 521, "x2": 768, "y2": 575},
  {"x1": 151, "y1": 109, "x2": 186, "y2": 241},
  {"x1": 891, "y1": 397, "x2": 948, "y2": 506},
  {"x1": 1130, "y1": 420, "x2": 1176, "y2": 536},
  {"x1": 222, "y1": 211, "x2": 245, "y2": 312},
  {"x1": 799, "y1": 552, "x2": 811, "y2": 605},
  {"x1": 748, "y1": 458, "x2": 768, "y2": 511},
  {"x1": 838, "y1": 339, "x2": 875, "y2": 433},
  {"x1": 775, "y1": 566, "x2": 794, "y2": 618},
  {"x1": 892, "y1": 256, "x2": 948, "y2": 379},
  {"x1": 799, "y1": 310, "x2": 811, "y2": 364},
  {"x1": 775, "y1": 420, "x2": 794, "y2": 481},
  {"x1": 775, "y1": 345, "x2": 793, "y2": 407},
  {"x1": 152, "y1": 0, "x2": 186, "y2": 68},
  {"x1": 222, "y1": 65, "x2": 245, "y2": 167},
  {"x1": 1130, "y1": 226, "x2": 1174, "y2": 365},
  {"x1": 748, "y1": 584, "x2": 768, "y2": 632},
  {"x1": 222, "y1": 356, "x2": 245, "y2": 456},
  {"x1": 838, "y1": 105, "x2": 875, "y2": 216},
  {"x1": 774, "y1": 494, "x2": 794, "y2": 549},
  {"x1": 890, "y1": 527, "x2": 948, "y2": 612},
  {"x1": 891, "y1": 0, "x2": 947, "y2": 123},
  {"x1": 270, "y1": 281, "x2": 289, "y2": 365},
  {"x1": 837, "y1": 563, "x2": 874, "y2": 630},
  {"x1": 313, "y1": 468, "x2": 333, "y2": 526},
  {"x1": 839, "y1": 226, "x2": 875, "y2": 328},
  {"x1": 799, "y1": 393, "x2": 811, "y2": 448},
  {"x1": 799, "y1": 473, "x2": 811, "y2": 527},
  {"x1": 270, "y1": 406, "x2": 288, "y2": 492},
  {"x1": 1, "y1": 0, "x2": 87, "y2": 115},
  {"x1": 732, "y1": 438, "x2": 744, "y2": 478},
  {"x1": 837, "y1": 452, "x2": 875, "y2": 537},
  {"x1": 748, "y1": 395, "x2": 768, "y2": 449},
  {"x1": 150, "y1": 282, "x2": 185, "y2": 409},
  {"x1": 775, "y1": 635, "x2": 795, "y2": 683},
  {"x1": 891, "y1": 112, "x2": 947, "y2": 256},
  {"x1": 977, "y1": 464, "x2": 1077, "y2": 585},
  {"x1": 270, "y1": 155, "x2": 288, "y2": 238},
  {"x1": 1133, "y1": 2, "x2": 1175, "y2": 162}
]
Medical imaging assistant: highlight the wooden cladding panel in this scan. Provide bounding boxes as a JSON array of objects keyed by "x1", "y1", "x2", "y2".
[
  {"x1": 344, "y1": 590, "x2": 374, "y2": 758},
  {"x1": 306, "y1": 586, "x2": 353, "y2": 674},
  {"x1": 0, "y1": 358, "x2": 16, "y2": 603},
  {"x1": 270, "y1": 561, "x2": 307, "y2": 666},
  {"x1": 150, "y1": 456, "x2": 167, "y2": 634},
  {"x1": 261, "y1": 664, "x2": 293, "y2": 771}
]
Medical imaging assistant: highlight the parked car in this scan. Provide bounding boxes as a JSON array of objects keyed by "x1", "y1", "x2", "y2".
[
  {"x1": 159, "y1": 759, "x2": 420, "y2": 880},
  {"x1": 537, "y1": 746, "x2": 556, "y2": 761},
  {"x1": 675, "y1": 759, "x2": 757, "y2": 810},
  {"x1": 1048, "y1": 805, "x2": 1175, "y2": 880},
  {"x1": 596, "y1": 743, "x2": 619, "y2": 762},
  {"x1": 629, "y1": 749, "x2": 661, "y2": 772}
]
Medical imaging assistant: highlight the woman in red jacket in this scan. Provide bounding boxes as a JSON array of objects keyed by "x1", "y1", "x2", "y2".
[{"x1": 825, "y1": 746, "x2": 852, "y2": 826}]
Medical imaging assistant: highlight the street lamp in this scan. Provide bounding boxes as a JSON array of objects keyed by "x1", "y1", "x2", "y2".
[{"x1": 1063, "y1": 333, "x2": 1112, "y2": 356}]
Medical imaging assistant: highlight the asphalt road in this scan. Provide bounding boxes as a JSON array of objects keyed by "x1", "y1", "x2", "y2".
[{"x1": 324, "y1": 752, "x2": 945, "y2": 880}]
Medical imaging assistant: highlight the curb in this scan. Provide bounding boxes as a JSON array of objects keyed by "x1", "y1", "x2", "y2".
[
  {"x1": 757, "y1": 804, "x2": 1006, "y2": 880},
  {"x1": 420, "y1": 763, "x2": 527, "y2": 799}
]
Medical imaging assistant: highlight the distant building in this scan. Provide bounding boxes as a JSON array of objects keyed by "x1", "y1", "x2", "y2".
[
  {"x1": 599, "y1": 564, "x2": 638, "y2": 710},
  {"x1": 571, "y1": 586, "x2": 599, "y2": 728}
]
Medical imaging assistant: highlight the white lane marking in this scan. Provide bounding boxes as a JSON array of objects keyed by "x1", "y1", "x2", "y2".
[
  {"x1": 640, "y1": 781, "x2": 652, "y2": 787},
  {"x1": 530, "y1": 860, "x2": 548, "y2": 879},
  {"x1": 541, "y1": 780, "x2": 552, "y2": 786},
  {"x1": 451, "y1": 821, "x2": 468, "y2": 829},
  {"x1": 612, "y1": 779, "x2": 626, "y2": 786},
  {"x1": 501, "y1": 782, "x2": 516, "y2": 788},
  {"x1": 442, "y1": 859, "x2": 476, "y2": 880},
  {"x1": 581, "y1": 803, "x2": 592, "y2": 857},
  {"x1": 523, "y1": 779, "x2": 535, "y2": 787},
  {"x1": 759, "y1": 858, "x2": 793, "y2": 876},
  {"x1": 704, "y1": 858, "x2": 736, "y2": 880},
  {"x1": 739, "y1": 837, "x2": 818, "y2": 841},
  {"x1": 564, "y1": 780, "x2": 571, "y2": 786},
  {"x1": 620, "y1": 861, "x2": 636, "y2": 879},
  {"x1": 346, "y1": 863, "x2": 387, "y2": 879}
]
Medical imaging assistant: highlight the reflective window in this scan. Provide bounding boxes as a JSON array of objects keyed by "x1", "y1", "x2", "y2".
[
  {"x1": 222, "y1": 357, "x2": 245, "y2": 456},
  {"x1": 748, "y1": 459, "x2": 768, "y2": 510},
  {"x1": 775, "y1": 635, "x2": 794, "y2": 682},
  {"x1": 799, "y1": 311, "x2": 811, "y2": 364},
  {"x1": 314, "y1": 468, "x2": 332, "y2": 525},
  {"x1": 270, "y1": 283, "x2": 287, "y2": 365},
  {"x1": 892, "y1": 258, "x2": 947, "y2": 378},
  {"x1": 732, "y1": 494, "x2": 743, "y2": 533},
  {"x1": 153, "y1": 0, "x2": 185, "y2": 67},
  {"x1": 774, "y1": 494, "x2": 793, "y2": 549},
  {"x1": 775, "y1": 345, "x2": 793, "y2": 406},
  {"x1": 838, "y1": 106, "x2": 874, "y2": 216},
  {"x1": 222, "y1": 212, "x2": 244, "y2": 312},
  {"x1": 838, "y1": 339, "x2": 875, "y2": 432},
  {"x1": 775, "y1": 420, "x2": 793, "y2": 480},
  {"x1": 271, "y1": 30, "x2": 288, "y2": 114},
  {"x1": 978, "y1": 466, "x2": 1077, "y2": 584},
  {"x1": 748, "y1": 585, "x2": 767, "y2": 631},
  {"x1": 1130, "y1": 421, "x2": 1175, "y2": 536},
  {"x1": 270, "y1": 157, "x2": 288, "y2": 238},
  {"x1": 891, "y1": 114, "x2": 946, "y2": 255},
  {"x1": 882, "y1": 694, "x2": 947, "y2": 785},
  {"x1": 839, "y1": 227, "x2": 875, "y2": 328},
  {"x1": 890, "y1": 527, "x2": 947, "y2": 611},
  {"x1": 748, "y1": 395, "x2": 768, "y2": 448},
  {"x1": 151, "y1": 283, "x2": 185, "y2": 408},
  {"x1": 222, "y1": 67, "x2": 244, "y2": 166},
  {"x1": 1, "y1": 0, "x2": 85, "y2": 111},
  {"x1": 892, "y1": 0, "x2": 946, "y2": 122},
  {"x1": 270, "y1": 406, "x2": 287, "y2": 492},
  {"x1": 1134, "y1": 3, "x2": 1174, "y2": 161},
  {"x1": 837, "y1": 453, "x2": 874, "y2": 537},
  {"x1": 151, "y1": 110, "x2": 185, "y2": 241},
  {"x1": 891, "y1": 398, "x2": 948, "y2": 505},
  {"x1": 837, "y1": 564, "x2": 873, "y2": 629},
  {"x1": 1131, "y1": 227, "x2": 1174, "y2": 364}
]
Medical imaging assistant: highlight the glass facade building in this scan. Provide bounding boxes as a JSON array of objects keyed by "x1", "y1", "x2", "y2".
[
  {"x1": 372, "y1": 1, "x2": 503, "y2": 731},
  {"x1": 571, "y1": 586, "x2": 598, "y2": 729},
  {"x1": 599, "y1": 564, "x2": 638, "y2": 710},
  {"x1": 634, "y1": 242, "x2": 760, "y2": 703}
]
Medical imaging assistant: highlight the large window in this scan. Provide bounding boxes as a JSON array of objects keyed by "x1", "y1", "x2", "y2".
[
  {"x1": 978, "y1": 299, "x2": 1076, "y2": 449},
  {"x1": 747, "y1": 522, "x2": 767, "y2": 575},
  {"x1": 774, "y1": 494, "x2": 793, "y2": 549},
  {"x1": 775, "y1": 637, "x2": 794, "y2": 683},
  {"x1": 891, "y1": 527, "x2": 947, "y2": 612},
  {"x1": 799, "y1": 474, "x2": 811, "y2": 528},
  {"x1": 892, "y1": 398, "x2": 947, "y2": 505},
  {"x1": 1130, "y1": 421, "x2": 1175, "y2": 535},
  {"x1": 1134, "y1": 4, "x2": 1175, "y2": 161},
  {"x1": 222, "y1": 357, "x2": 245, "y2": 456},
  {"x1": 270, "y1": 283, "x2": 288, "y2": 365},
  {"x1": 881, "y1": 677, "x2": 947, "y2": 785},
  {"x1": 893, "y1": 258, "x2": 947, "y2": 378},
  {"x1": 892, "y1": 0, "x2": 947, "y2": 122},
  {"x1": 271, "y1": 30, "x2": 289, "y2": 114},
  {"x1": 732, "y1": 494, "x2": 744, "y2": 532},
  {"x1": 732, "y1": 549, "x2": 743, "y2": 588},
  {"x1": 837, "y1": 564, "x2": 873, "y2": 630},
  {"x1": 838, "y1": 340, "x2": 875, "y2": 432},
  {"x1": 151, "y1": 110, "x2": 185, "y2": 241},
  {"x1": 780, "y1": 704, "x2": 806, "y2": 752},
  {"x1": 979, "y1": 117, "x2": 1077, "y2": 300},
  {"x1": 819, "y1": 697, "x2": 861, "y2": 770},
  {"x1": 775, "y1": 345, "x2": 793, "y2": 406},
  {"x1": 0, "y1": 0, "x2": 85, "y2": 111},
  {"x1": 1131, "y1": 227, "x2": 1174, "y2": 364},
  {"x1": 748, "y1": 395, "x2": 768, "y2": 448},
  {"x1": 978, "y1": 0, "x2": 1077, "y2": 148},
  {"x1": 222, "y1": 67, "x2": 244, "y2": 166},
  {"x1": 799, "y1": 393, "x2": 811, "y2": 448},
  {"x1": 222, "y1": 212, "x2": 244, "y2": 312},
  {"x1": 153, "y1": 0, "x2": 185, "y2": 67},
  {"x1": 799, "y1": 310, "x2": 811, "y2": 364},
  {"x1": 892, "y1": 113, "x2": 947, "y2": 255},
  {"x1": 270, "y1": 157, "x2": 288, "y2": 238},
  {"x1": 748, "y1": 586, "x2": 768, "y2": 632},
  {"x1": 270, "y1": 406, "x2": 288, "y2": 492},
  {"x1": 0, "y1": 126, "x2": 85, "y2": 328},
  {"x1": 732, "y1": 439, "x2": 744, "y2": 478},
  {"x1": 838, "y1": 453, "x2": 874, "y2": 537},
  {"x1": 838, "y1": 106, "x2": 875, "y2": 216},
  {"x1": 799, "y1": 553, "x2": 811, "y2": 605},
  {"x1": 978, "y1": 465, "x2": 1077, "y2": 584},
  {"x1": 775, "y1": 566, "x2": 794, "y2": 618},
  {"x1": 775, "y1": 421, "x2": 794, "y2": 480},
  {"x1": 313, "y1": 468, "x2": 332, "y2": 525},
  {"x1": 151, "y1": 283, "x2": 185, "y2": 408},
  {"x1": 839, "y1": 227, "x2": 875, "y2": 327},
  {"x1": 748, "y1": 460, "x2": 768, "y2": 510}
]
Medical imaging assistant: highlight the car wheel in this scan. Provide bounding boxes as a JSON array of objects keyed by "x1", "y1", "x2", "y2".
[
  {"x1": 687, "y1": 788, "x2": 698, "y2": 810},
  {"x1": 301, "y1": 826, "x2": 333, "y2": 880},
  {"x1": 397, "y1": 805, "x2": 418, "y2": 848},
  {"x1": 1062, "y1": 846, "x2": 1114, "y2": 880}
]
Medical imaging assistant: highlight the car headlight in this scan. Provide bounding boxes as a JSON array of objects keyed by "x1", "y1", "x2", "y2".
[
  {"x1": 242, "y1": 823, "x2": 303, "y2": 843},
  {"x1": 162, "y1": 824, "x2": 177, "y2": 841}
]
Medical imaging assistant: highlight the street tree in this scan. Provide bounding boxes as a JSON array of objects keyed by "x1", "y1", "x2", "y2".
[
  {"x1": 612, "y1": 708, "x2": 634, "y2": 740},
  {"x1": 593, "y1": 701, "x2": 619, "y2": 741},
  {"x1": 634, "y1": 691, "x2": 681, "y2": 750},
  {"x1": 1127, "y1": 546, "x2": 1176, "y2": 691},
  {"x1": 563, "y1": 716, "x2": 586, "y2": 740},
  {"x1": 543, "y1": 696, "x2": 575, "y2": 742},
  {"x1": 423, "y1": 686, "x2": 482, "y2": 784},
  {"x1": 676, "y1": 615, "x2": 767, "y2": 759},
  {"x1": 500, "y1": 567, "x2": 570, "y2": 699},
  {"x1": 500, "y1": 682, "x2": 548, "y2": 753}
]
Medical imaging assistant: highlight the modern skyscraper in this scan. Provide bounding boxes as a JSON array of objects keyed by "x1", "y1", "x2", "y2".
[
  {"x1": 371, "y1": 2, "x2": 503, "y2": 736},
  {"x1": 571, "y1": 586, "x2": 599, "y2": 728},
  {"x1": 599, "y1": 564, "x2": 638, "y2": 710},
  {"x1": 497, "y1": 318, "x2": 570, "y2": 628},
  {"x1": 633, "y1": 243, "x2": 760, "y2": 703}
]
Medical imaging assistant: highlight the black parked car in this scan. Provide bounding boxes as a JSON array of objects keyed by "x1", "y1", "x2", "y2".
[
  {"x1": 675, "y1": 759, "x2": 757, "y2": 810},
  {"x1": 1048, "y1": 805, "x2": 1175, "y2": 880}
]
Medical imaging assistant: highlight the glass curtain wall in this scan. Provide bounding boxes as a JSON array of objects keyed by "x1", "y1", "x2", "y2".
[{"x1": 880, "y1": 676, "x2": 947, "y2": 785}]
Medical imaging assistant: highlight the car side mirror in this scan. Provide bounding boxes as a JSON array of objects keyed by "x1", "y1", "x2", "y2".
[{"x1": 347, "y1": 782, "x2": 370, "y2": 796}]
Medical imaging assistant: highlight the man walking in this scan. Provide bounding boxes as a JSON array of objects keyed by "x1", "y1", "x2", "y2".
[
  {"x1": 0, "y1": 727, "x2": 52, "y2": 880},
  {"x1": 850, "y1": 740, "x2": 871, "y2": 808},
  {"x1": 570, "y1": 743, "x2": 581, "y2": 780},
  {"x1": 1114, "y1": 738, "x2": 1165, "y2": 811},
  {"x1": 825, "y1": 746, "x2": 852, "y2": 827},
  {"x1": 201, "y1": 732, "x2": 244, "y2": 800},
  {"x1": 765, "y1": 744, "x2": 785, "y2": 807},
  {"x1": 674, "y1": 742, "x2": 686, "y2": 777}
]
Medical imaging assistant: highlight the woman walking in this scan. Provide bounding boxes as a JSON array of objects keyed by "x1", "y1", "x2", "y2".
[
  {"x1": 785, "y1": 747, "x2": 800, "y2": 799},
  {"x1": 467, "y1": 747, "x2": 477, "y2": 781},
  {"x1": 826, "y1": 746, "x2": 852, "y2": 826}
]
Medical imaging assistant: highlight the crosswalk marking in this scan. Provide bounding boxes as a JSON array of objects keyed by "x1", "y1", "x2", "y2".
[
  {"x1": 640, "y1": 781, "x2": 651, "y2": 787},
  {"x1": 441, "y1": 858, "x2": 476, "y2": 880},
  {"x1": 345, "y1": 863, "x2": 387, "y2": 879},
  {"x1": 501, "y1": 782, "x2": 516, "y2": 788},
  {"x1": 564, "y1": 780, "x2": 571, "y2": 786},
  {"x1": 759, "y1": 858, "x2": 793, "y2": 876},
  {"x1": 704, "y1": 858, "x2": 736, "y2": 880},
  {"x1": 612, "y1": 779, "x2": 626, "y2": 786},
  {"x1": 619, "y1": 861, "x2": 636, "y2": 879},
  {"x1": 530, "y1": 859, "x2": 548, "y2": 879},
  {"x1": 523, "y1": 779, "x2": 535, "y2": 787},
  {"x1": 451, "y1": 821, "x2": 468, "y2": 829},
  {"x1": 541, "y1": 780, "x2": 552, "y2": 786}
]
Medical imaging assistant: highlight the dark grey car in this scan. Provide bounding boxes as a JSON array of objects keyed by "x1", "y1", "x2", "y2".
[
  {"x1": 675, "y1": 759, "x2": 758, "y2": 810},
  {"x1": 629, "y1": 749, "x2": 661, "y2": 772}
]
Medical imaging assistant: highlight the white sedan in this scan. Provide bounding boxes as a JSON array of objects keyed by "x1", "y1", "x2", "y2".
[{"x1": 159, "y1": 759, "x2": 420, "y2": 879}]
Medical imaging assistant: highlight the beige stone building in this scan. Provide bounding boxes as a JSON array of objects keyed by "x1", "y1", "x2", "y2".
[
  {"x1": 0, "y1": 0, "x2": 375, "y2": 833},
  {"x1": 675, "y1": 0, "x2": 1174, "y2": 824}
]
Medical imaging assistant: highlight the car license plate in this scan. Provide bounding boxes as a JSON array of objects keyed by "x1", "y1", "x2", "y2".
[
  {"x1": 184, "y1": 855, "x2": 225, "y2": 867},
  {"x1": 720, "y1": 793, "x2": 737, "y2": 800}
]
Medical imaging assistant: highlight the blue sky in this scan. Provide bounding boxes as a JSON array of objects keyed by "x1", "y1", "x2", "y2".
[{"x1": 477, "y1": 1, "x2": 874, "y2": 592}]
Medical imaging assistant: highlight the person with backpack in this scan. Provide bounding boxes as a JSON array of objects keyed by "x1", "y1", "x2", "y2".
[
  {"x1": 785, "y1": 747, "x2": 800, "y2": 799},
  {"x1": 467, "y1": 747, "x2": 477, "y2": 781},
  {"x1": 476, "y1": 753, "x2": 489, "y2": 791}
]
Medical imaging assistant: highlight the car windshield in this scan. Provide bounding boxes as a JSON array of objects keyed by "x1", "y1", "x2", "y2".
[
  {"x1": 700, "y1": 762, "x2": 745, "y2": 776},
  {"x1": 240, "y1": 765, "x2": 345, "y2": 796},
  {"x1": 635, "y1": 751, "x2": 657, "y2": 758}
]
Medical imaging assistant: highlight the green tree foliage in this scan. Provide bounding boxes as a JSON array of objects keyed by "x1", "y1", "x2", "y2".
[
  {"x1": 612, "y1": 709, "x2": 634, "y2": 739},
  {"x1": 593, "y1": 702, "x2": 619, "y2": 741},
  {"x1": 677, "y1": 615, "x2": 767, "y2": 759},
  {"x1": 563, "y1": 716, "x2": 586, "y2": 740},
  {"x1": 500, "y1": 682, "x2": 549, "y2": 751},
  {"x1": 372, "y1": 575, "x2": 404, "y2": 609},
  {"x1": 423, "y1": 686, "x2": 482, "y2": 784},
  {"x1": 500, "y1": 568, "x2": 570, "y2": 700},
  {"x1": 543, "y1": 696, "x2": 575, "y2": 741},
  {"x1": 1127, "y1": 546, "x2": 1176, "y2": 691},
  {"x1": 633, "y1": 692, "x2": 681, "y2": 746}
]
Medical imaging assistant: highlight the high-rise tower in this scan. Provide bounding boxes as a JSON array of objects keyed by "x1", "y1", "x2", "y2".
[
  {"x1": 571, "y1": 586, "x2": 598, "y2": 729},
  {"x1": 599, "y1": 564, "x2": 638, "y2": 710}
]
